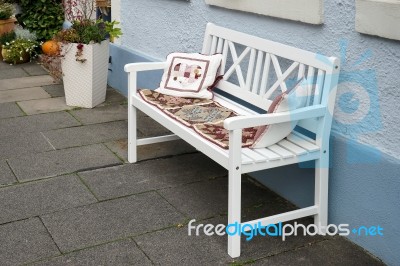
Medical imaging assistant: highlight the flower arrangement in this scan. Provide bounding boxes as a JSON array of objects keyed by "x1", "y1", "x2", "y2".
[
  {"x1": 0, "y1": 2, "x2": 14, "y2": 20},
  {"x1": 0, "y1": 30, "x2": 14, "y2": 45},
  {"x1": 2, "y1": 38, "x2": 38, "y2": 64},
  {"x1": 55, "y1": 19, "x2": 122, "y2": 62},
  {"x1": 1, "y1": 27, "x2": 38, "y2": 64},
  {"x1": 63, "y1": 0, "x2": 95, "y2": 21}
]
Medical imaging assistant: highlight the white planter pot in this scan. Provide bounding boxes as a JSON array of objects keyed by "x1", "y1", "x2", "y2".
[{"x1": 61, "y1": 40, "x2": 109, "y2": 108}]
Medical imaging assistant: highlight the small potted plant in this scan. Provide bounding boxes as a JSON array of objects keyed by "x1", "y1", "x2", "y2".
[
  {"x1": 54, "y1": 19, "x2": 122, "y2": 108},
  {"x1": 1, "y1": 27, "x2": 38, "y2": 64},
  {"x1": 0, "y1": 29, "x2": 15, "y2": 60},
  {"x1": 0, "y1": 1, "x2": 16, "y2": 35}
]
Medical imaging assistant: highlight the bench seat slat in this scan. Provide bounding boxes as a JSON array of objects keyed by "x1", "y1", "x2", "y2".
[
  {"x1": 286, "y1": 133, "x2": 319, "y2": 152},
  {"x1": 267, "y1": 144, "x2": 295, "y2": 158},
  {"x1": 277, "y1": 139, "x2": 308, "y2": 156},
  {"x1": 251, "y1": 147, "x2": 281, "y2": 161},
  {"x1": 242, "y1": 148, "x2": 267, "y2": 163}
]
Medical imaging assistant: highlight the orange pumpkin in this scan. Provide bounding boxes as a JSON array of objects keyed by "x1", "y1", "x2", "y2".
[{"x1": 42, "y1": 40, "x2": 60, "y2": 56}]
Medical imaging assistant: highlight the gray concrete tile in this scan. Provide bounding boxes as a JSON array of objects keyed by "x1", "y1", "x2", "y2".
[
  {"x1": 0, "y1": 61, "x2": 15, "y2": 71},
  {"x1": 0, "y1": 102, "x2": 24, "y2": 119},
  {"x1": 0, "y1": 111, "x2": 80, "y2": 137},
  {"x1": 79, "y1": 153, "x2": 226, "y2": 200},
  {"x1": 0, "y1": 218, "x2": 60, "y2": 265},
  {"x1": 138, "y1": 115, "x2": 171, "y2": 137},
  {"x1": 104, "y1": 138, "x2": 196, "y2": 162},
  {"x1": 41, "y1": 191, "x2": 185, "y2": 252},
  {"x1": 69, "y1": 104, "x2": 127, "y2": 125},
  {"x1": 251, "y1": 237, "x2": 384, "y2": 266},
  {"x1": 0, "y1": 75, "x2": 55, "y2": 90},
  {"x1": 33, "y1": 239, "x2": 152, "y2": 266},
  {"x1": 0, "y1": 174, "x2": 97, "y2": 224},
  {"x1": 22, "y1": 64, "x2": 49, "y2": 76},
  {"x1": 43, "y1": 121, "x2": 127, "y2": 149},
  {"x1": 134, "y1": 225, "x2": 226, "y2": 265},
  {"x1": 103, "y1": 88, "x2": 126, "y2": 104},
  {"x1": 0, "y1": 160, "x2": 16, "y2": 186},
  {"x1": 17, "y1": 97, "x2": 74, "y2": 115},
  {"x1": 0, "y1": 87, "x2": 51, "y2": 103},
  {"x1": 8, "y1": 144, "x2": 122, "y2": 182},
  {"x1": 42, "y1": 84, "x2": 64, "y2": 97},
  {"x1": 0, "y1": 68, "x2": 29, "y2": 80},
  {"x1": 158, "y1": 177, "x2": 284, "y2": 220},
  {"x1": 0, "y1": 132, "x2": 53, "y2": 160},
  {"x1": 202, "y1": 216, "x2": 329, "y2": 264}
]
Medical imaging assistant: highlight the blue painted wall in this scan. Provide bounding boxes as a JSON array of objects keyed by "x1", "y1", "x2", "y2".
[{"x1": 108, "y1": 0, "x2": 400, "y2": 264}]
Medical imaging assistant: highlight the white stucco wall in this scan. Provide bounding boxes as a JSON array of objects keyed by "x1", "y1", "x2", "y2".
[{"x1": 119, "y1": 0, "x2": 400, "y2": 160}]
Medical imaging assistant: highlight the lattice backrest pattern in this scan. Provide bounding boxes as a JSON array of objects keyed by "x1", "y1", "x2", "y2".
[{"x1": 201, "y1": 24, "x2": 339, "y2": 111}]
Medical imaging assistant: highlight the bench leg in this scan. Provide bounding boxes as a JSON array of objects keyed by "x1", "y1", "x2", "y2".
[
  {"x1": 314, "y1": 159, "x2": 328, "y2": 233},
  {"x1": 128, "y1": 103, "x2": 137, "y2": 163},
  {"x1": 227, "y1": 129, "x2": 242, "y2": 258},
  {"x1": 228, "y1": 168, "x2": 241, "y2": 258}
]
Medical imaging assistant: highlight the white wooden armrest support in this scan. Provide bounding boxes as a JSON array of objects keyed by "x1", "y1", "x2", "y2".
[
  {"x1": 124, "y1": 61, "x2": 167, "y2": 73},
  {"x1": 125, "y1": 23, "x2": 340, "y2": 259},
  {"x1": 223, "y1": 105, "x2": 326, "y2": 130}
]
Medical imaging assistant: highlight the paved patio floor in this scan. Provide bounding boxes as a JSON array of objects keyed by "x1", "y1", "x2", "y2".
[{"x1": 0, "y1": 61, "x2": 385, "y2": 265}]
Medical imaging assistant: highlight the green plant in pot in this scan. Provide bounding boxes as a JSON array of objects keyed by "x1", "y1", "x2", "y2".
[
  {"x1": 0, "y1": 29, "x2": 15, "y2": 60},
  {"x1": 18, "y1": 0, "x2": 64, "y2": 40},
  {"x1": 1, "y1": 27, "x2": 38, "y2": 64},
  {"x1": 0, "y1": 1, "x2": 16, "y2": 35},
  {"x1": 54, "y1": 19, "x2": 122, "y2": 108}
]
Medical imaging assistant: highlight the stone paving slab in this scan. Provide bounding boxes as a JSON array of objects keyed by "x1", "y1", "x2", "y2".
[
  {"x1": 104, "y1": 138, "x2": 197, "y2": 162},
  {"x1": 41, "y1": 191, "x2": 185, "y2": 252},
  {"x1": 0, "y1": 87, "x2": 51, "y2": 103},
  {"x1": 0, "y1": 68, "x2": 29, "y2": 80},
  {"x1": 0, "y1": 132, "x2": 53, "y2": 160},
  {"x1": 33, "y1": 239, "x2": 152, "y2": 266},
  {"x1": 17, "y1": 97, "x2": 74, "y2": 115},
  {"x1": 204, "y1": 217, "x2": 329, "y2": 264},
  {"x1": 22, "y1": 64, "x2": 49, "y2": 76},
  {"x1": 79, "y1": 153, "x2": 226, "y2": 200},
  {"x1": 100, "y1": 88, "x2": 127, "y2": 105},
  {"x1": 134, "y1": 225, "x2": 226, "y2": 265},
  {"x1": 0, "y1": 174, "x2": 97, "y2": 224},
  {"x1": 252, "y1": 237, "x2": 384, "y2": 265},
  {"x1": 0, "y1": 218, "x2": 60, "y2": 265},
  {"x1": 158, "y1": 177, "x2": 285, "y2": 220},
  {"x1": 0, "y1": 160, "x2": 16, "y2": 186},
  {"x1": 69, "y1": 104, "x2": 127, "y2": 124},
  {"x1": 0, "y1": 75, "x2": 55, "y2": 90},
  {"x1": 42, "y1": 121, "x2": 128, "y2": 149},
  {"x1": 42, "y1": 84, "x2": 64, "y2": 97},
  {"x1": 0, "y1": 102, "x2": 24, "y2": 119},
  {"x1": 8, "y1": 144, "x2": 122, "y2": 182},
  {"x1": 0, "y1": 62, "x2": 15, "y2": 71},
  {"x1": 138, "y1": 115, "x2": 171, "y2": 137},
  {"x1": 0, "y1": 111, "x2": 80, "y2": 137}
]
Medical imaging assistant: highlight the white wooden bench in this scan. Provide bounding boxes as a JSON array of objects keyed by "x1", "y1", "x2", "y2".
[{"x1": 124, "y1": 23, "x2": 340, "y2": 258}]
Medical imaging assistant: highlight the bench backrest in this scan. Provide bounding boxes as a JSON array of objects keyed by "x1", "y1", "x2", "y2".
[{"x1": 201, "y1": 23, "x2": 340, "y2": 139}]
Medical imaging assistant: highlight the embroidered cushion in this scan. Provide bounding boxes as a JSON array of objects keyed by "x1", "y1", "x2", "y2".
[
  {"x1": 155, "y1": 53, "x2": 223, "y2": 99},
  {"x1": 251, "y1": 78, "x2": 309, "y2": 148}
]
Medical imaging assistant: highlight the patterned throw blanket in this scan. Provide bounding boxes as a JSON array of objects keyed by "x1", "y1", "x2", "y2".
[{"x1": 138, "y1": 89, "x2": 257, "y2": 149}]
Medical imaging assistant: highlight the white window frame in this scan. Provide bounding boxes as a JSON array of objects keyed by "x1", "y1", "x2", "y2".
[
  {"x1": 356, "y1": 0, "x2": 400, "y2": 41},
  {"x1": 205, "y1": 0, "x2": 324, "y2": 25}
]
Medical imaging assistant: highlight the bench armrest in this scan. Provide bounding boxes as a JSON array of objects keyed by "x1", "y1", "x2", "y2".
[
  {"x1": 223, "y1": 105, "x2": 326, "y2": 130},
  {"x1": 124, "y1": 62, "x2": 167, "y2": 73}
]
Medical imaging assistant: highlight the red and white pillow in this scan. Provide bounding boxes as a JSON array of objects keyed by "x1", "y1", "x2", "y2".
[
  {"x1": 156, "y1": 53, "x2": 223, "y2": 99},
  {"x1": 251, "y1": 78, "x2": 309, "y2": 148}
]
